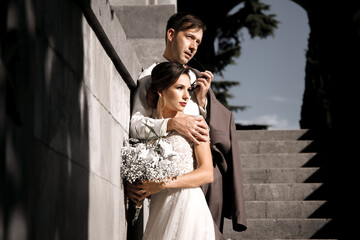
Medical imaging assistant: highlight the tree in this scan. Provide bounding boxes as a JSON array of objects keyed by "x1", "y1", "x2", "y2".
[
  {"x1": 211, "y1": 80, "x2": 248, "y2": 112},
  {"x1": 178, "y1": 0, "x2": 278, "y2": 111}
]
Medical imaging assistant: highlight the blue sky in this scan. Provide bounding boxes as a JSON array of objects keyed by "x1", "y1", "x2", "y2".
[{"x1": 215, "y1": 0, "x2": 310, "y2": 130}]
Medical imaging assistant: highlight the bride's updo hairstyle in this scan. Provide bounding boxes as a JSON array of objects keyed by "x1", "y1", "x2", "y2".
[{"x1": 147, "y1": 62, "x2": 191, "y2": 108}]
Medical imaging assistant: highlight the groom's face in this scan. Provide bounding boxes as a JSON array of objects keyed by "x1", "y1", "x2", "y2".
[{"x1": 168, "y1": 27, "x2": 203, "y2": 65}]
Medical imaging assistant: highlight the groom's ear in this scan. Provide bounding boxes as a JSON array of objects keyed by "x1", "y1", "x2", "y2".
[{"x1": 167, "y1": 28, "x2": 175, "y2": 43}]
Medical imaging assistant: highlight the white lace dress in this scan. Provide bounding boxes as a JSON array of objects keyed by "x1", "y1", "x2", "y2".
[{"x1": 142, "y1": 133, "x2": 215, "y2": 240}]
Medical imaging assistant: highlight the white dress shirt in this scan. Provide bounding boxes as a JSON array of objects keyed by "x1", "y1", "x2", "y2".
[{"x1": 130, "y1": 56, "x2": 207, "y2": 139}]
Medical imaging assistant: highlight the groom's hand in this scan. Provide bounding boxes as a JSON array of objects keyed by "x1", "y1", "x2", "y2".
[
  {"x1": 167, "y1": 114, "x2": 209, "y2": 145},
  {"x1": 195, "y1": 70, "x2": 213, "y2": 109}
]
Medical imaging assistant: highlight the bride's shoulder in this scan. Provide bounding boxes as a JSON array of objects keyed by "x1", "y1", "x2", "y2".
[{"x1": 166, "y1": 132, "x2": 193, "y2": 147}]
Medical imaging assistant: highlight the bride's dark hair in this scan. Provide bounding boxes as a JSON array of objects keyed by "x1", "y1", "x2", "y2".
[{"x1": 147, "y1": 62, "x2": 190, "y2": 108}]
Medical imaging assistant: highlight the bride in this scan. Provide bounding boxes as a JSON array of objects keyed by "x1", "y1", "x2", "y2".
[{"x1": 127, "y1": 62, "x2": 215, "y2": 240}]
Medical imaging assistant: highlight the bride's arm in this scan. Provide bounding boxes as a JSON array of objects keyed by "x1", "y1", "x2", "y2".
[
  {"x1": 126, "y1": 141, "x2": 213, "y2": 204},
  {"x1": 166, "y1": 141, "x2": 213, "y2": 188}
]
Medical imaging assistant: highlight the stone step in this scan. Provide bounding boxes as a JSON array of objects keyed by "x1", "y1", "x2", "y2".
[
  {"x1": 244, "y1": 183, "x2": 323, "y2": 201},
  {"x1": 229, "y1": 129, "x2": 337, "y2": 240},
  {"x1": 237, "y1": 129, "x2": 311, "y2": 141},
  {"x1": 240, "y1": 153, "x2": 322, "y2": 168},
  {"x1": 238, "y1": 140, "x2": 315, "y2": 154},
  {"x1": 223, "y1": 218, "x2": 336, "y2": 239},
  {"x1": 243, "y1": 168, "x2": 321, "y2": 183},
  {"x1": 112, "y1": 5, "x2": 175, "y2": 68},
  {"x1": 245, "y1": 201, "x2": 328, "y2": 218}
]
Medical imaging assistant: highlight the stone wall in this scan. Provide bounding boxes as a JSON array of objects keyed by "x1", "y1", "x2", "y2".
[{"x1": 2, "y1": 0, "x2": 175, "y2": 239}]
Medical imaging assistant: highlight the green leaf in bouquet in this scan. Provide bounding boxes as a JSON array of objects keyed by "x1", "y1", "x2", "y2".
[{"x1": 142, "y1": 122, "x2": 159, "y2": 138}]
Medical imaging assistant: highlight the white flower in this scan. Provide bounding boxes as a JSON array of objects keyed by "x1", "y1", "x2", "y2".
[
  {"x1": 138, "y1": 148, "x2": 150, "y2": 161},
  {"x1": 157, "y1": 139, "x2": 171, "y2": 156}
]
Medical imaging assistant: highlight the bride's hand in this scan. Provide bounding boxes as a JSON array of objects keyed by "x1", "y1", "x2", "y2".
[
  {"x1": 139, "y1": 180, "x2": 166, "y2": 199},
  {"x1": 125, "y1": 182, "x2": 146, "y2": 205},
  {"x1": 125, "y1": 180, "x2": 166, "y2": 204}
]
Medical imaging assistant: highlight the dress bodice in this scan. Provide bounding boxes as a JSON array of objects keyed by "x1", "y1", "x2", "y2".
[
  {"x1": 164, "y1": 132, "x2": 196, "y2": 176},
  {"x1": 144, "y1": 131, "x2": 215, "y2": 240}
]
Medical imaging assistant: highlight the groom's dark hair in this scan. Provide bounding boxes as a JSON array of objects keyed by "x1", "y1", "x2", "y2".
[{"x1": 165, "y1": 12, "x2": 206, "y2": 42}]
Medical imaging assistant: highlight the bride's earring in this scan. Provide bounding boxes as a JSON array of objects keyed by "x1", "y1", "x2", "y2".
[
  {"x1": 157, "y1": 93, "x2": 166, "y2": 118},
  {"x1": 161, "y1": 97, "x2": 167, "y2": 111}
]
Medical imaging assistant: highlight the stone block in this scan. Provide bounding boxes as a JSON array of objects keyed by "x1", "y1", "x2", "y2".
[
  {"x1": 113, "y1": 5, "x2": 175, "y2": 38},
  {"x1": 110, "y1": 65, "x2": 131, "y2": 128},
  {"x1": 244, "y1": 183, "x2": 323, "y2": 201},
  {"x1": 110, "y1": 0, "x2": 148, "y2": 5},
  {"x1": 84, "y1": 0, "x2": 140, "y2": 85},
  {"x1": 94, "y1": 49, "x2": 111, "y2": 109},
  {"x1": 35, "y1": 0, "x2": 84, "y2": 75},
  {"x1": 243, "y1": 167, "x2": 320, "y2": 183},
  {"x1": 240, "y1": 153, "x2": 318, "y2": 169},
  {"x1": 129, "y1": 38, "x2": 165, "y2": 69},
  {"x1": 88, "y1": 95, "x2": 126, "y2": 186},
  {"x1": 29, "y1": 141, "x2": 91, "y2": 239},
  {"x1": 245, "y1": 200, "x2": 327, "y2": 218},
  {"x1": 88, "y1": 171, "x2": 126, "y2": 240},
  {"x1": 238, "y1": 140, "x2": 313, "y2": 154},
  {"x1": 224, "y1": 219, "x2": 333, "y2": 239},
  {"x1": 33, "y1": 45, "x2": 90, "y2": 170},
  {"x1": 110, "y1": 0, "x2": 177, "y2": 6},
  {"x1": 237, "y1": 129, "x2": 310, "y2": 141}
]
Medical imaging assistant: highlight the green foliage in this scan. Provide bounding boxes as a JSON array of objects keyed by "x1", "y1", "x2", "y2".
[
  {"x1": 180, "y1": 0, "x2": 278, "y2": 74},
  {"x1": 179, "y1": 0, "x2": 278, "y2": 111}
]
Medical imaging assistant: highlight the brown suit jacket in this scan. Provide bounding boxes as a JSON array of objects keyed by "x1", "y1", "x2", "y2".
[{"x1": 190, "y1": 67, "x2": 247, "y2": 234}]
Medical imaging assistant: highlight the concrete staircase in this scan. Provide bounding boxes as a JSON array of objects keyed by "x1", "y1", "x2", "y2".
[{"x1": 223, "y1": 129, "x2": 337, "y2": 240}]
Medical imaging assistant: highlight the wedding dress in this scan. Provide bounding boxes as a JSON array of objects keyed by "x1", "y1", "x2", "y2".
[{"x1": 142, "y1": 132, "x2": 215, "y2": 240}]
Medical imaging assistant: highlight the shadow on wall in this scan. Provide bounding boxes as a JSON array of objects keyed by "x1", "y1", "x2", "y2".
[
  {"x1": 297, "y1": 129, "x2": 358, "y2": 240},
  {"x1": 2, "y1": 0, "x2": 90, "y2": 239}
]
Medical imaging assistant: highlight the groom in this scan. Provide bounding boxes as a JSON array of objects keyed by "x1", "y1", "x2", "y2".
[{"x1": 126, "y1": 12, "x2": 247, "y2": 236}]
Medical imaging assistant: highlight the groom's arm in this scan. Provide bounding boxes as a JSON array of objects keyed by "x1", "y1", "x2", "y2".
[
  {"x1": 130, "y1": 112, "x2": 169, "y2": 139},
  {"x1": 130, "y1": 71, "x2": 209, "y2": 143},
  {"x1": 130, "y1": 74, "x2": 169, "y2": 139}
]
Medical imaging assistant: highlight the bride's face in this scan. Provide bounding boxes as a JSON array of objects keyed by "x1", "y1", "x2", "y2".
[{"x1": 162, "y1": 73, "x2": 191, "y2": 115}]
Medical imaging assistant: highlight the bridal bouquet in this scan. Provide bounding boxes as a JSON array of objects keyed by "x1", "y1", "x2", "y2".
[
  {"x1": 121, "y1": 137, "x2": 182, "y2": 183},
  {"x1": 120, "y1": 123, "x2": 183, "y2": 224}
]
